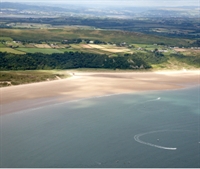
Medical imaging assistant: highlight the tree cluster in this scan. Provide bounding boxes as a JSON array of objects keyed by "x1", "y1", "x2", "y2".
[{"x1": 0, "y1": 51, "x2": 155, "y2": 70}]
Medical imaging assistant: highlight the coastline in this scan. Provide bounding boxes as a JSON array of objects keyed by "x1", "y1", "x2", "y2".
[{"x1": 1, "y1": 70, "x2": 199, "y2": 115}]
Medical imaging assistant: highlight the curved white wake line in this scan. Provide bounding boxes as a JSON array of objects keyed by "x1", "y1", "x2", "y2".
[
  {"x1": 131, "y1": 97, "x2": 161, "y2": 109},
  {"x1": 150, "y1": 97, "x2": 161, "y2": 101},
  {"x1": 134, "y1": 131, "x2": 177, "y2": 151},
  {"x1": 140, "y1": 97, "x2": 161, "y2": 104}
]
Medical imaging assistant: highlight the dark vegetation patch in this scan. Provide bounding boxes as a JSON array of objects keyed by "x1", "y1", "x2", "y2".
[{"x1": 0, "y1": 51, "x2": 169, "y2": 71}]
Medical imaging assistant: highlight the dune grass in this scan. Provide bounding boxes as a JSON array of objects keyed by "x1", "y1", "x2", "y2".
[{"x1": 0, "y1": 70, "x2": 69, "y2": 87}]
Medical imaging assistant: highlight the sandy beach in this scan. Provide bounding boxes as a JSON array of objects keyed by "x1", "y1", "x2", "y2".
[{"x1": 1, "y1": 70, "x2": 199, "y2": 115}]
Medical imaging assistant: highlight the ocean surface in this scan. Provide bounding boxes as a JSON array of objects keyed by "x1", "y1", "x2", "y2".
[{"x1": 0, "y1": 86, "x2": 200, "y2": 168}]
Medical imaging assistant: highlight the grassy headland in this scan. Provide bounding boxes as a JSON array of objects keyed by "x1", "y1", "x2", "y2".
[{"x1": 0, "y1": 70, "x2": 69, "y2": 87}]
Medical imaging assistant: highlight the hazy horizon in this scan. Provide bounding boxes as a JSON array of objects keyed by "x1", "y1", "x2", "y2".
[{"x1": 1, "y1": 0, "x2": 200, "y2": 7}]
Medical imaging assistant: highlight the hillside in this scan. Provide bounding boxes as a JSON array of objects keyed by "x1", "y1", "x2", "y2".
[{"x1": 0, "y1": 28, "x2": 193, "y2": 46}]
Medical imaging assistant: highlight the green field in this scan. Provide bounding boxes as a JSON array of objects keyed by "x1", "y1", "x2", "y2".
[
  {"x1": 133, "y1": 44, "x2": 157, "y2": 48},
  {"x1": 17, "y1": 48, "x2": 64, "y2": 54},
  {"x1": 0, "y1": 43, "x2": 5, "y2": 47},
  {"x1": 0, "y1": 37, "x2": 13, "y2": 41},
  {"x1": 58, "y1": 48, "x2": 79, "y2": 52},
  {"x1": 0, "y1": 48, "x2": 25, "y2": 54},
  {"x1": 0, "y1": 28, "x2": 193, "y2": 46},
  {"x1": 0, "y1": 27, "x2": 196, "y2": 56}
]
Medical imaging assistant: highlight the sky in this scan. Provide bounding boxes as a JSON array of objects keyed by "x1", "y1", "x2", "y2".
[{"x1": 1, "y1": 0, "x2": 199, "y2": 7}]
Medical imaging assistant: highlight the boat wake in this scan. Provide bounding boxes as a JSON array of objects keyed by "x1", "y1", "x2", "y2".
[{"x1": 134, "y1": 130, "x2": 177, "y2": 151}]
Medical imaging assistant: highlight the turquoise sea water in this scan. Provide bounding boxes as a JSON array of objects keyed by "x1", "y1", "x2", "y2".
[{"x1": 0, "y1": 86, "x2": 200, "y2": 168}]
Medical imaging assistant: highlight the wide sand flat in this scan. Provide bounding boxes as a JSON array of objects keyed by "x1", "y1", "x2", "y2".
[{"x1": 1, "y1": 70, "x2": 199, "y2": 115}]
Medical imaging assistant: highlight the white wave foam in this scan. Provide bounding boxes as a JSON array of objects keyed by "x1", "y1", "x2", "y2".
[{"x1": 14, "y1": 93, "x2": 127, "y2": 114}]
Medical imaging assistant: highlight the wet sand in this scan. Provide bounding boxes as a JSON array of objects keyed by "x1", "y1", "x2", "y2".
[{"x1": 1, "y1": 70, "x2": 199, "y2": 115}]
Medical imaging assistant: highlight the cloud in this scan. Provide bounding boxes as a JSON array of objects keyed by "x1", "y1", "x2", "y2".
[{"x1": 1, "y1": 0, "x2": 199, "y2": 6}]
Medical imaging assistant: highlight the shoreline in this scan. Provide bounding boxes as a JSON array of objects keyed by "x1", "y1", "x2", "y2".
[
  {"x1": 10, "y1": 84, "x2": 200, "y2": 116},
  {"x1": 1, "y1": 70, "x2": 199, "y2": 116}
]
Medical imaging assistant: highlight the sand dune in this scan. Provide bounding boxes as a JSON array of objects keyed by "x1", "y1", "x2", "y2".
[{"x1": 1, "y1": 70, "x2": 199, "y2": 115}]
